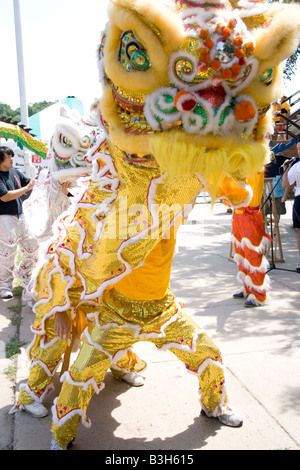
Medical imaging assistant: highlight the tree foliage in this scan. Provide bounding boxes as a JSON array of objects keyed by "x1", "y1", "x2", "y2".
[
  {"x1": 284, "y1": 46, "x2": 300, "y2": 81},
  {"x1": 0, "y1": 100, "x2": 56, "y2": 125}
]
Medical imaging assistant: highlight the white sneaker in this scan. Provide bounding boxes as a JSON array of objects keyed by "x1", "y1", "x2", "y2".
[
  {"x1": 0, "y1": 289, "x2": 13, "y2": 299},
  {"x1": 244, "y1": 298, "x2": 261, "y2": 308},
  {"x1": 122, "y1": 372, "x2": 145, "y2": 387},
  {"x1": 23, "y1": 401, "x2": 48, "y2": 418},
  {"x1": 50, "y1": 432, "x2": 74, "y2": 450},
  {"x1": 217, "y1": 408, "x2": 243, "y2": 427},
  {"x1": 201, "y1": 407, "x2": 243, "y2": 427},
  {"x1": 50, "y1": 436, "x2": 63, "y2": 450}
]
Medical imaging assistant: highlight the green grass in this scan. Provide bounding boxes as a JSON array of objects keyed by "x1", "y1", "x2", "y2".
[
  {"x1": 4, "y1": 362, "x2": 17, "y2": 380},
  {"x1": 12, "y1": 285, "x2": 23, "y2": 297},
  {"x1": 5, "y1": 336, "x2": 26, "y2": 358},
  {"x1": 5, "y1": 283, "x2": 25, "y2": 358}
]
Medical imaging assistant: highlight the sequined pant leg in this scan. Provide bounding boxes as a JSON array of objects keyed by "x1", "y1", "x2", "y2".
[
  {"x1": 0, "y1": 215, "x2": 19, "y2": 290},
  {"x1": 51, "y1": 302, "x2": 227, "y2": 449},
  {"x1": 151, "y1": 310, "x2": 227, "y2": 417},
  {"x1": 51, "y1": 339, "x2": 112, "y2": 449},
  {"x1": 234, "y1": 242, "x2": 268, "y2": 303},
  {"x1": 0, "y1": 214, "x2": 39, "y2": 291},
  {"x1": 16, "y1": 272, "x2": 85, "y2": 407},
  {"x1": 232, "y1": 212, "x2": 269, "y2": 304},
  {"x1": 18, "y1": 316, "x2": 68, "y2": 406},
  {"x1": 14, "y1": 214, "x2": 39, "y2": 287}
]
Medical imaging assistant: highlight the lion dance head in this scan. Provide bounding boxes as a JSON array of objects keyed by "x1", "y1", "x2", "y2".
[{"x1": 96, "y1": 0, "x2": 300, "y2": 199}]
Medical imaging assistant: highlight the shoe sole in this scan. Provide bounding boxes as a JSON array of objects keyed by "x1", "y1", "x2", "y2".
[
  {"x1": 23, "y1": 408, "x2": 48, "y2": 418},
  {"x1": 121, "y1": 379, "x2": 145, "y2": 387},
  {"x1": 217, "y1": 415, "x2": 243, "y2": 427},
  {"x1": 201, "y1": 410, "x2": 243, "y2": 427}
]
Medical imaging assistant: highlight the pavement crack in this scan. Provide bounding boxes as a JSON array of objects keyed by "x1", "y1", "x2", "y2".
[{"x1": 228, "y1": 366, "x2": 300, "y2": 449}]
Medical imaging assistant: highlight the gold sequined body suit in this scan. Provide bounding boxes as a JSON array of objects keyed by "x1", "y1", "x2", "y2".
[
  {"x1": 16, "y1": 140, "x2": 228, "y2": 449},
  {"x1": 48, "y1": 148, "x2": 228, "y2": 449}
]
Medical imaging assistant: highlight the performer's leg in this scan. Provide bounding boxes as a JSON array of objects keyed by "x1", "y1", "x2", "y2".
[
  {"x1": 235, "y1": 256, "x2": 269, "y2": 305},
  {"x1": 11, "y1": 271, "x2": 84, "y2": 416},
  {"x1": 11, "y1": 315, "x2": 69, "y2": 417},
  {"x1": 77, "y1": 303, "x2": 147, "y2": 386},
  {"x1": 292, "y1": 198, "x2": 300, "y2": 270},
  {"x1": 15, "y1": 214, "x2": 39, "y2": 294},
  {"x1": 0, "y1": 215, "x2": 18, "y2": 295},
  {"x1": 232, "y1": 242, "x2": 248, "y2": 298},
  {"x1": 50, "y1": 290, "x2": 242, "y2": 449},
  {"x1": 110, "y1": 349, "x2": 147, "y2": 386},
  {"x1": 232, "y1": 212, "x2": 269, "y2": 306},
  {"x1": 50, "y1": 322, "x2": 134, "y2": 449},
  {"x1": 240, "y1": 243, "x2": 269, "y2": 305},
  {"x1": 149, "y1": 310, "x2": 229, "y2": 417},
  {"x1": 232, "y1": 215, "x2": 248, "y2": 299}
]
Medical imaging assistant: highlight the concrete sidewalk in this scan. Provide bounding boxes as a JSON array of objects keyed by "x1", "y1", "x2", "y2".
[{"x1": 0, "y1": 200, "x2": 299, "y2": 450}]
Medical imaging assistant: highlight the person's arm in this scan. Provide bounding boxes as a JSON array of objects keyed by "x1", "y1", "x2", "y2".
[
  {"x1": 282, "y1": 161, "x2": 295, "y2": 189},
  {"x1": 0, "y1": 179, "x2": 36, "y2": 202},
  {"x1": 60, "y1": 181, "x2": 71, "y2": 195},
  {"x1": 281, "y1": 187, "x2": 289, "y2": 202},
  {"x1": 54, "y1": 312, "x2": 72, "y2": 340}
]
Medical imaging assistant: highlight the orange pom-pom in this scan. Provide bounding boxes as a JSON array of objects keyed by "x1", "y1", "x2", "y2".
[
  {"x1": 201, "y1": 53, "x2": 211, "y2": 64},
  {"x1": 200, "y1": 64, "x2": 209, "y2": 73},
  {"x1": 235, "y1": 48, "x2": 244, "y2": 59},
  {"x1": 222, "y1": 27, "x2": 232, "y2": 38},
  {"x1": 221, "y1": 69, "x2": 232, "y2": 79},
  {"x1": 200, "y1": 28, "x2": 210, "y2": 39},
  {"x1": 211, "y1": 59, "x2": 221, "y2": 71},
  {"x1": 234, "y1": 101, "x2": 256, "y2": 122},
  {"x1": 231, "y1": 64, "x2": 241, "y2": 75},
  {"x1": 204, "y1": 39, "x2": 214, "y2": 50},
  {"x1": 234, "y1": 36, "x2": 243, "y2": 47},
  {"x1": 245, "y1": 42, "x2": 254, "y2": 52}
]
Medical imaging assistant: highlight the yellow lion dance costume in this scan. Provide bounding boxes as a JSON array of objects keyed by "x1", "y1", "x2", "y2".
[{"x1": 14, "y1": 0, "x2": 300, "y2": 449}]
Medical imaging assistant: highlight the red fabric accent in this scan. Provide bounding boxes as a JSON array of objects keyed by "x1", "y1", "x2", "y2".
[
  {"x1": 232, "y1": 208, "x2": 270, "y2": 303},
  {"x1": 13, "y1": 174, "x2": 21, "y2": 188}
]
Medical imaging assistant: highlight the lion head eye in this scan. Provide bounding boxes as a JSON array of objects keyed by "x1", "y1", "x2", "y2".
[
  {"x1": 98, "y1": 34, "x2": 106, "y2": 60},
  {"x1": 118, "y1": 30, "x2": 150, "y2": 71},
  {"x1": 259, "y1": 68, "x2": 274, "y2": 86},
  {"x1": 59, "y1": 134, "x2": 72, "y2": 148}
]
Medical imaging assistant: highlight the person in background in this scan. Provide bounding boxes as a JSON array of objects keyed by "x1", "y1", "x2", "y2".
[
  {"x1": 0, "y1": 146, "x2": 39, "y2": 299},
  {"x1": 272, "y1": 99, "x2": 282, "y2": 141},
  {"x1": 271, "y1": 175, "x2": 286, "y2": 218},
  {"x1": 272, "y1": 96, "x2": 291, "y2": 141},
  {"x1": 282, "y1": 141, "x2": 300, "y2": 273},
  {"x1": 279, "y1": 96, "x2": 291, "y2": 139},
  {"x1": 264, "y1": 152, "x2": 292, "y2": 206}
]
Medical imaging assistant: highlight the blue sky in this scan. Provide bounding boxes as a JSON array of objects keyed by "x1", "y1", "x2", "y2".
[
  {"x1": 0, "y1": 0, "x2": 110, "y2": 112},
  {"x1": 0, "y1": 0, "x2": 299, "y2": 113}
]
